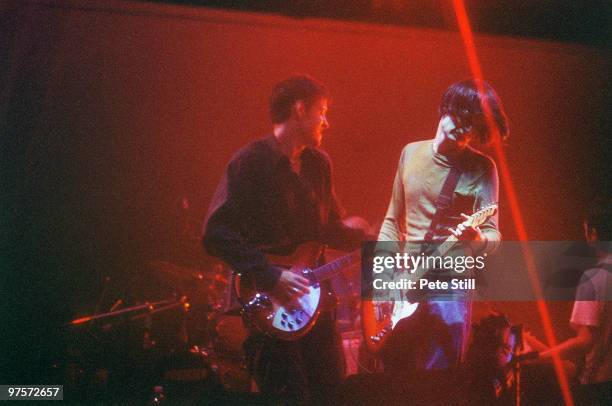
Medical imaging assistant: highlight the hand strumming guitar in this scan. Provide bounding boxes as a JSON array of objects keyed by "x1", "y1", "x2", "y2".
[{"x1": 272, "y1": 270, "x2": 311, "y2": 303}]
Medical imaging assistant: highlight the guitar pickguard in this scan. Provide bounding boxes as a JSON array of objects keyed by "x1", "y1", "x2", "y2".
[
  {"x1": 234, "y1": 242, "x2": 361, "y2": 340},
  {"x1": 271, "y1": 284, "x2": 321, "y2": 332}
]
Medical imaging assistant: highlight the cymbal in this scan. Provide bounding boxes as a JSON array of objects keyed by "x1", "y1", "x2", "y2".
[{"x1": 149, "y1": 261, "x2": 228, "y2": 284}]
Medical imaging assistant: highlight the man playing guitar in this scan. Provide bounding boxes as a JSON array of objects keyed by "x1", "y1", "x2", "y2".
[
  {"x1": 203, "y1": 75, "x2": 367, "y2": 403},
  {"x1": 372, "y1": 79, "x2": 510, "y2": 369}
]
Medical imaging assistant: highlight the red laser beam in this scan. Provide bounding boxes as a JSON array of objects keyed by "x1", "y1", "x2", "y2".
[{"x1": 451, "y1": 1, "x2": 575, "y2": 405}]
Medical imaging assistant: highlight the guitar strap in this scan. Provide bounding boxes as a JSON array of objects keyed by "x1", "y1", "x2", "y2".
[{"x1": 422, "y1": 164, "x2": 462, "y2": 253}]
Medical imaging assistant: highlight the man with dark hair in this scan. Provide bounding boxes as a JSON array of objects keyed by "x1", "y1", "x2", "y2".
[
  {"x1": 203, "y1": 74, "x2": 366, "y2": 403},
  {"x1": 269, "y1": 75, "x2": 331, "y2": 125},
  {"x1": 464, "y1": 313, "x2": 517, "y2": 404},
  {"x1": 377, "y1": 79, "x2": 509, "y2": 369},
  {"x1": 439, "y1": 79, "x2": 509, "y2": 145},
  {"x1": 536, "y1": 197, "x2": 611, "y2": 402}
]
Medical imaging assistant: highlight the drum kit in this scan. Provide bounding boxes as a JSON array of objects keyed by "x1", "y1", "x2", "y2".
[
  {"x1": 61, "y1": 259, "x2": 251, "y2": 402},
  {"x1": 60, "y1": 249, "x2": 365, "y2": 401}
]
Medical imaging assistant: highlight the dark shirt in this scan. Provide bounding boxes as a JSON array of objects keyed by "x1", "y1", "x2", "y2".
[{"x1": 203, "y1": 135, "x2": 364, "y2": 291}]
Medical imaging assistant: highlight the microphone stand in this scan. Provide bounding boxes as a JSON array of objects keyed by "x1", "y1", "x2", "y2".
[
  {"x1": 512, "y1": 324, "x2": 524, "y2": 406},
  {"x1": 66, "y1": 297, "x2": 188, "y2": 326}
]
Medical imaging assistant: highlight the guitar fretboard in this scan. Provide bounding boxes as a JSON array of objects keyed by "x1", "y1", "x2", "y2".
[
  {"x1": 314, "y1": 250, "x2": 361, "y2": 282},
  {"x1": 433, "y1": 235, "x2": 460, "y2": 257}
]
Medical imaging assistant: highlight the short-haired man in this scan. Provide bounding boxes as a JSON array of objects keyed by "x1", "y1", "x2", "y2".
[
  {"x1": 377, "y1": 79, "x2": 509, "y2": 369},
  {"x1": 537, "y1": 197, "x2": 611, "y2": 402},
  {"x1": 203, "y1": 75, "x2": 366, "y2": 403}
]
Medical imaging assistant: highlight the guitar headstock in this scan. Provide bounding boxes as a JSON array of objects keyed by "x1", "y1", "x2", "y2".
[{"x1": 463, "y1": 203, "x2": 498, "y2": 228}]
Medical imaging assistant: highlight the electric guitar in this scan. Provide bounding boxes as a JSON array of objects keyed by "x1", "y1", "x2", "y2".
[
  {"x1": 234, "y1": 242, "x2": 360, "y2": 340},
  {"x1": 361, "y1": 203, "x2": 498, "y2": 353}
]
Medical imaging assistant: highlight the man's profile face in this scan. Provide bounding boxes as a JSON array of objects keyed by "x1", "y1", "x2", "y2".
[{"x1": 299, "y1": 98, "x2": 329, "y2": 147}]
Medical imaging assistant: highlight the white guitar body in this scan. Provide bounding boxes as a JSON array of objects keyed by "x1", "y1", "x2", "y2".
[
  {"x1": 269, "y1": 284, "x2": 321, "y2": 333},
  {"x1": 235, "y1": 242, "x2": 360, "y2": 340},
  {"x1": 390, "y1": 300, "x2": 419, "y2": 328},
  {"x1": 363, "y1": 204, "x2": 498, "y2": 352}
]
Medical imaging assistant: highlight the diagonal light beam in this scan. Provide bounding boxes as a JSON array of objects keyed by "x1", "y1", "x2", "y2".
[{"x1": 451, "y1": 1, "x2": 575, "y2": 405}]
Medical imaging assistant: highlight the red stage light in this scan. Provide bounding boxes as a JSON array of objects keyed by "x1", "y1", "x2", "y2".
[{"x1": 451, "y1": 1, "x2": 575, "y2": 405}]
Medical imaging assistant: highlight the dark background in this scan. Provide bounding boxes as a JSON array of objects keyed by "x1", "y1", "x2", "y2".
[
  {"x1": 144, "y1": 0, "x2": 612, "y2": 50},
  {"x1": 2, "y1": 0, "x2": 611, "y2": 383}
]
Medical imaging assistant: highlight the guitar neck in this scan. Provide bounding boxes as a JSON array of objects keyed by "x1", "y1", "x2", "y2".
[
  {"x1": 313, "y1": 250, "x2": 360, "y2": 282},
  {"x1": 431, "y1": 234, "x2": 460, "y2": 257}
]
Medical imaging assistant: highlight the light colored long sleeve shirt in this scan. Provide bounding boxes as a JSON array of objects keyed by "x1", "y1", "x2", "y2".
[{"x1": 378, "y1": 140, "x2": 501, "y2": 253}]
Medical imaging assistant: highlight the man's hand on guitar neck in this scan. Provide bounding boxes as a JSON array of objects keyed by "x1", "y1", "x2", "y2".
[
  {"x1": 449, "y1": 212, "x2": 487, "y2": 253},
  {"x1": 272, "y1": 270, "x2": 311, "y2": 303}
]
